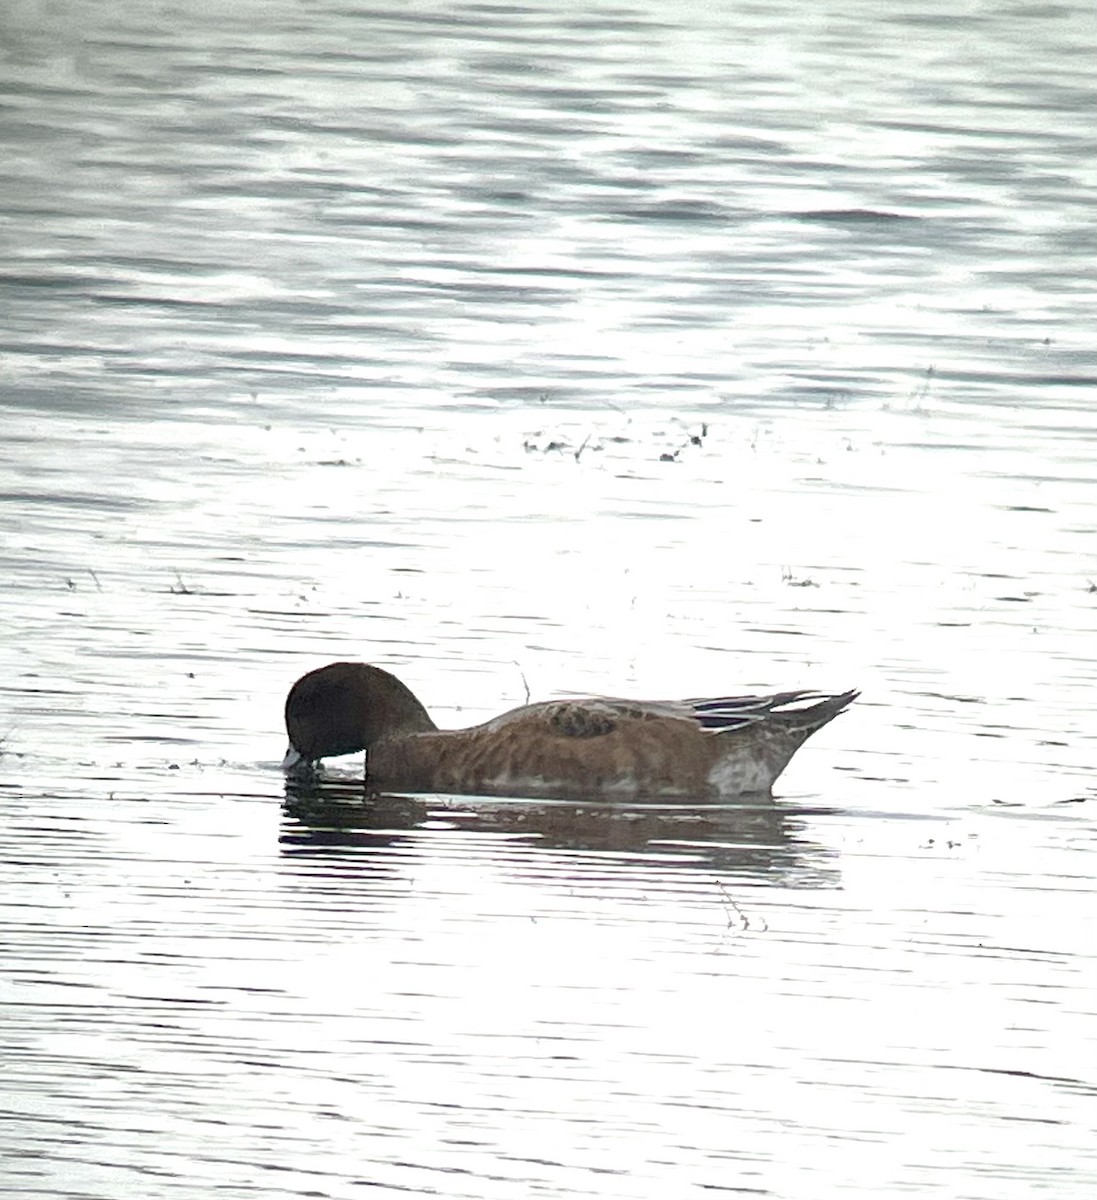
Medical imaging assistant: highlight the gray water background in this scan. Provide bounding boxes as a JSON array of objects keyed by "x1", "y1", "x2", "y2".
[{"x1": 2, "y1": 1, "x2": 1095, "y2": 1197}]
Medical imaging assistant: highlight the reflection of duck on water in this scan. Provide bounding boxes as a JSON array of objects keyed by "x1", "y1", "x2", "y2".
[
  {"x1": 282, "y1": 661, "x2": 856, "y2": 802},
  {"x1": 279, "y1": 790, "x2": 841, "y2": 886}
]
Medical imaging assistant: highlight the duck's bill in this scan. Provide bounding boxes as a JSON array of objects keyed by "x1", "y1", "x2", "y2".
[{"x1": 282, "y1": 745, "x2": 308, "y2": 773}]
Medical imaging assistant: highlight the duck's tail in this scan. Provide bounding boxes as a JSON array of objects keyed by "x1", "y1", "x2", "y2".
[
  {"x1": 695, "y1": 688, "x2": 858, "y2": 792},
  {"x1": 689, "y1": 688, "x2": 859, "y2": 736}
]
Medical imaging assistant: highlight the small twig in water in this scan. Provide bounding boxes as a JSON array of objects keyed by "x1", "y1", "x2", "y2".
[
  {"x1": 514, "y1": 663, "x2": 531, "y2": 705},
  {"x1": 715, "y1": 880, "x2": 767, "y2": 936}
]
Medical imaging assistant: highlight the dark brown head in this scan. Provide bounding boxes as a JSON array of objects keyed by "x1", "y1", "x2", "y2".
[{"x1": 283, "y1": 662, "x2": 437, "y2": 766}]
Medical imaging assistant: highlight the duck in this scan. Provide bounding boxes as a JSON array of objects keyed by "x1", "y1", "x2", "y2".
[{"x1": 282, "y1": 661, "x2": 857, "y2": 801}]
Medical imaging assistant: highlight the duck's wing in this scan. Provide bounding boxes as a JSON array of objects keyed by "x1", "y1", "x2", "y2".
[
  {"x1": 482, "y1": 690, "x2": 856, "y2": 740},
  {"x1": 479, "y1": 697, "x2": 695, "y2": 741}
]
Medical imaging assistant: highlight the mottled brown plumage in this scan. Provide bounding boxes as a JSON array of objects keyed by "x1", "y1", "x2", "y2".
[{"x1": 283, "y1": 661, "x2": 856, "y2": 801}]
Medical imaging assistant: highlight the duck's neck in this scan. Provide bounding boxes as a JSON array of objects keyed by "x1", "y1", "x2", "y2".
[{"x1": 363, "y1": 666, "x2": 438, "y2": 742}]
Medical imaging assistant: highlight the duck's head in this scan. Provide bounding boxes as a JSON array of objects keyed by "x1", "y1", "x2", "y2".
[{"x1": 282, "y1": 661, "x2": 436, "y2": 771}]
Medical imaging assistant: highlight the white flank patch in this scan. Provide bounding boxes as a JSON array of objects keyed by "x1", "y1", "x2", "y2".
[{"x1": 707, "y1": 753, "x2": 772, "y2": 797}]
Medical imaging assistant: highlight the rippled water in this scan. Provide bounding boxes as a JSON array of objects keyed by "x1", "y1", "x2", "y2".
[{"x1": 2, "y1": 0, "x2": 1095, "y2": 1196}]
